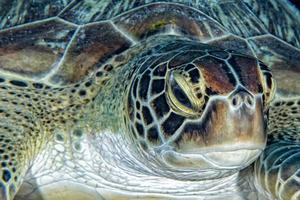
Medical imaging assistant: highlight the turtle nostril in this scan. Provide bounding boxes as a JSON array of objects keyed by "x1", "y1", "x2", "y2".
[
  {"x1": 229, "y1": 88, "x2": 255, "y2": 109},
  {"x1": 245, "y1": 95, "x2": 253, "y2": 107},
  {"x1": 232, "y1": 97, "x2": 237, "y2": 106},
  {"x1": 231, "y1": 96, "x2": 240, "y2": 107}
]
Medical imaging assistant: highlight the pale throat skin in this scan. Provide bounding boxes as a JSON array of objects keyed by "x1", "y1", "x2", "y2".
[
  {"x1": 16, "y1": 36, "x2": 273, "y2": 200},
  {"x1": 0, "y1": 0, "x2": 299, "y2": 199}
]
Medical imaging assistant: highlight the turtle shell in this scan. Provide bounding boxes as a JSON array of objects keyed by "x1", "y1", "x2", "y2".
[{"x1": 0, "y1": 0, "x2": 299, "y2": 94}]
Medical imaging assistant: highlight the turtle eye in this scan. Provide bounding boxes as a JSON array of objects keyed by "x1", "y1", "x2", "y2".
[
  {"x1": 259, "y1": 62, "x2": 276, "y2": 106},
  {"x1": 171, "y1": 80, "x2": 193, "y2": 109},
  {"x1": 167, "y1": 72, "x2": 202, "y2": 116},
  {"x1": 263, "y1": 73, "x2": 276, "y2": 106}
]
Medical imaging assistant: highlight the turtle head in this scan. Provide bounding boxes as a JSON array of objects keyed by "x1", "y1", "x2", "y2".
[{"x1": 126, "y1": 41, "x2": 276, "y2": 172}]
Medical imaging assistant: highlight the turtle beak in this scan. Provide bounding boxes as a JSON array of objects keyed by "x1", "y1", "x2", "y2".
[
  {"x1": 162, "y1": 88, "x2": 267, "y2": 170},
  {"x1": 205, "y1": 88, "x2": 267, "y2": 148}
]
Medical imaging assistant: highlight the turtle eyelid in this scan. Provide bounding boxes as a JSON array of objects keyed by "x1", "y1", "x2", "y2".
[{"x1": 171, "y1": 79, "x2": 193, "y2": 109}]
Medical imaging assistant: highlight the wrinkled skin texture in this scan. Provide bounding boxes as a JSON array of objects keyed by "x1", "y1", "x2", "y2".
[{"x1": 0, "y1": 1, "x2": 299, "y2": 200}]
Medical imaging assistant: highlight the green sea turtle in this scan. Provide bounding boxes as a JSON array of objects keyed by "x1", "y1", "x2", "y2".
[{"x1": 0, "y1": 0, "x2": 300, "y2": 199}]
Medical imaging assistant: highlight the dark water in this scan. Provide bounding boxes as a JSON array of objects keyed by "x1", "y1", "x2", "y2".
[{"x1": 290, "y1": 0, "x2": 300, "y2": 10}]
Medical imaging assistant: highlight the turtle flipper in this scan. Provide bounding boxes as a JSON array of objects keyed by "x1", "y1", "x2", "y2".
[
  {"x1": 0, "y1": 70, "x2": 97, "y2": 199},
  {"x1": 0, "y1": 87, "x2": 42, "y2": 199},
  {"x1": 255, "y1": 96, "x2": 300, "y2": 200}
]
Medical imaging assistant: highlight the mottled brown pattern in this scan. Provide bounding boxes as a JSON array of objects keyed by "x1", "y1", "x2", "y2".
[
  {"x1": 229, "y1": 55, "x2": 262, "y2": 93},
  {"x1": 0, "y1": 18, "x2": 76, "y2": 77},
  {"x1": 168, "y1": 50, "x2": 206, "y2": 68},
  {"x1": 0, "y1": 45, "x2": 57, "y2": 76},
  {"x1": 50, "y1": 22, "x2": 132, "y2": 84},
  {"x1": 206, "y1": 35, "x2": 254, "y2": 56},
  {"x1": 113, "y1": 3, "x2": 226, "y2": 41},
  {"x1": 193, "y1": 56, "x2": 235, "y2": 95}
]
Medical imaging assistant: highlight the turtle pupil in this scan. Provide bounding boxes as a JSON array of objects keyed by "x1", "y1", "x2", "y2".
[{"x1": 172, "y1": 81, "x2": 192, "y2": 109}]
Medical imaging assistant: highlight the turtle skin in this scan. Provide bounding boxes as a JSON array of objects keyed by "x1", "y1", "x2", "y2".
[{"x1": 0, "y1": 0, "x2": 299, "y2": 200}]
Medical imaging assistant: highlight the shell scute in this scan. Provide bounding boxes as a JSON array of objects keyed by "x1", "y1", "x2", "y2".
[
  {"x1": 0, "y1": 18, "x2": 76, "y2": 78},
  {"x1": 0, "y1": 0, "x2": 73, "y2": 30},
  {"x1": 206, "y1": 34, "x2": 254, "y2": 57},
  {"x1": 59, "y1": 0, "x2": 114, "y2": 24},
  {"x1": 203, "y1": 0, "x2": 268, "y2": 38},
  {"x1": 244, "y1": 0, "x2": 300, "y2": 48},
  {"x1": 249, "y1": 35, "x2": 300, "y2": 94},
  {"x1": 113, "y1": 3, "x2": 227, "y2": 42},
  {"x1": 49, "y1": 22, "x2": 133, "y2": 84}
]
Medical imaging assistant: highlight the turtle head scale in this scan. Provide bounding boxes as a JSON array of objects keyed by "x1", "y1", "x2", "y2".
[{"x1": 125, "y1": 39, "x2": 276, "y2": 172}]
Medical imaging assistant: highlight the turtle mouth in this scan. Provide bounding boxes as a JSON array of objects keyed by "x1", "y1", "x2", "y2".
[
  {"x1": 162, "y1": 92, "x2": 267, "y2": 171},
  {"x1": 201, "y1": 148, "x2": 262, "y2": 168},
  {"x1": 160, "y1": 144, "x2": 264, "y2": 170}
]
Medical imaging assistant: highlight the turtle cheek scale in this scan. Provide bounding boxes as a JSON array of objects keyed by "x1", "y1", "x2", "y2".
[{"x1": 160, "y1": 91, "x2": 267, "y2": 171}]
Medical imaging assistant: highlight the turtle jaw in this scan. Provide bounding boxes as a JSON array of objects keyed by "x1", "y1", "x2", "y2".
[
  {"x1": 160, "y1": 92, "x2": 267, "y2": 171},
  {"x1": 161, "y1": 148, "x2": 262, "y2": 170}
]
